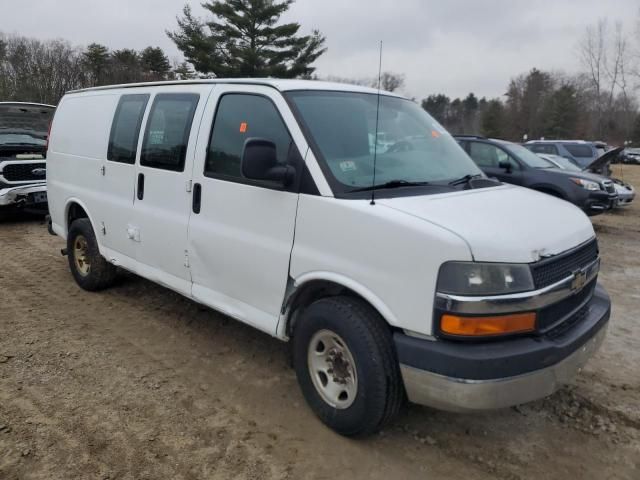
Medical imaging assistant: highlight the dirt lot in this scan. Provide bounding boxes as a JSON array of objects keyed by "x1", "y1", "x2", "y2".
[{"x1": 1, "y1": 165, "x2": 639, "y2": 480}]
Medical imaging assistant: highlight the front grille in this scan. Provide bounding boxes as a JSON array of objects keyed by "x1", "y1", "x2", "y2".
[
  {"x1": 530, "y1": 239, "x2": 599, "y2": 289},
  {"x1": 1, "y1": 162, "x2": 46, "y2": 182},
  {"x1": 537, "y1": 279, "x2": 596, "y2": 332},
  {"x1": 545, "y1": 304, "x2": 590, "y2": 340}
]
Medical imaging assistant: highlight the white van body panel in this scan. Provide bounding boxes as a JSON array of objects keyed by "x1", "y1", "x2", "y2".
[
  {"x1": 48, "y1": 93, "x2": 118, "y2": 241},
  {"x1": 288, "y1": 195, "x2": 472, "y2": 335},
  {"x1": 188, "y1": 84, "x2": 304, "y2": 334},
  {"x1": 378, "y1": 185, "x2": 595, "y2": 263}
]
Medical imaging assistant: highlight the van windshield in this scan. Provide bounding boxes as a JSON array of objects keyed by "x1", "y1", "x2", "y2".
[{"x1": 286, "y1": 91, "x2": 482, "y2": 195}]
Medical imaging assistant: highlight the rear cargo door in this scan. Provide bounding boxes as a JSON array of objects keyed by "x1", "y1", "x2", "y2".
[{"x1": 100, "y1": 93, "x2": 150, "y2": 264}]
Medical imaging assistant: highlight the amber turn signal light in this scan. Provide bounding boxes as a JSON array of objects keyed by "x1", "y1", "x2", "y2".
[{"x1": 440, "y1": 312, "x2": 536, "y2": 337}]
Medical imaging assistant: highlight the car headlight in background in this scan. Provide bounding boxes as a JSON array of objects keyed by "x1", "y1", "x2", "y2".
[
  {"x1": 437, "y1": 262, "x2": 534, "y2": 296},
  {"x1": 570, "y1": 178, "x2": 601, "y2": 191}
]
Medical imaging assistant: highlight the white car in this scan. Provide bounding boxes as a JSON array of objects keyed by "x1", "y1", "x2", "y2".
[
  {"x1": 47, "y1": 80, "x2": 610, "y2": 436},
  {"x1": 0, "y1": 102, "x2": 55, "y2": 218}
]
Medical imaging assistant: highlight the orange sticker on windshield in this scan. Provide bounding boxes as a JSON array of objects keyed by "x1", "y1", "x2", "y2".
[
  {"x1": 240, "y1": 122, "x2": 248, "y2": 133},
  {"x1": 431, "y1": 130, "x2": 441, "y2": 138}
]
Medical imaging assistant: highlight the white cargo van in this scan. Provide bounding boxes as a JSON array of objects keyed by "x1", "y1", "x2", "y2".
[{"x1": 47, "y1": 80, "x2": 610, "y2": 436}]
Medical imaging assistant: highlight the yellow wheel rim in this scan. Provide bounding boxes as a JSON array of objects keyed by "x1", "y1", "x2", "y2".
[{"x1": 73, "y1": 235, "x2": 91, "y2": 276}]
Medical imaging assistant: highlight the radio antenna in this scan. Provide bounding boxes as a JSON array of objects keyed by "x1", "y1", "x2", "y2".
[{"x1": 370, "y1": 40, "x2": 383, "y2": 206}]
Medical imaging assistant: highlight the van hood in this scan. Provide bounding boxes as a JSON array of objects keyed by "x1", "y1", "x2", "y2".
[{"x1": 377, "y1": 185, "x2": 595, "y2": 263}]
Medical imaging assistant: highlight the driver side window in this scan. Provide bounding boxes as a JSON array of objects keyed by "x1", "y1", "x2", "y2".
[
  {"x1": 205, "y1": 94, "x2": 293, "y2": 180},
  {"x1": 469, "y1": 142, "x2": 518, "y2": 169}
]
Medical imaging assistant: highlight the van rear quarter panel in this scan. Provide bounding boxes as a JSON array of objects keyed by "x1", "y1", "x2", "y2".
[
  {"x1": 48, "y1": 93, "x2": 119, "y2": 236},
  {"x1": 289, "y1": 195, "x2": 472, "y2": 336}
]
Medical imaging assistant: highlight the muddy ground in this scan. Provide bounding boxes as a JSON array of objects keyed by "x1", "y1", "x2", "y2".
[{"x1": 1, "y1": 165, "x2": 639, "y2": 479}]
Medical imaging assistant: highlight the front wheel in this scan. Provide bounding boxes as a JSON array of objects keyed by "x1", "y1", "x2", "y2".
[
  {"x1": 293, "y1": 296, "x2": 404, "y2": 436},
  {"x1": 67, "y1": 218, "x2": 117, "y2": 291}
]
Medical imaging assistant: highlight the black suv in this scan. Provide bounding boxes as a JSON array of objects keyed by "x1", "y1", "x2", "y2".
[{"x1": 455, "y1": 136, "x2": 617, "y2": 216}]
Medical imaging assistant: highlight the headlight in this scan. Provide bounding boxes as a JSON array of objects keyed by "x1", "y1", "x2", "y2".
[
  {"x1": 437, "y1": 262, "x2": 534, "y2": 296},
  {"x1": 570, "y1": 178, "x2": 601, "y2": 191}
]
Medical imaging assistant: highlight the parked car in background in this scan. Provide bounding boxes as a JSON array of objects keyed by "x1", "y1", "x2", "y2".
[
  {"x1": 0, "y1": 102, "x2": 55, "y2": 219},
  {"x1": 456, "y1": 135, "x2": 618, "y2": 215},
  {"x1": 47, "y1": 80, "x2": 611, "y2": 436},
  {"x1": 524, "y1": 140, "x2": 611, "y2": 174},
  {"x1": 538, "y1": 153, "x2": 635, "y2": 208},
  {"x1": 621, "y1": 148, "x2": 640, "y2": 165}
]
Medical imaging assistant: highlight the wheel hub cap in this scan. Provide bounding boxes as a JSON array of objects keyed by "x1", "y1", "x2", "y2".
[{"x1": 307, "y1": 330, "x2": 358, "y2": 409}]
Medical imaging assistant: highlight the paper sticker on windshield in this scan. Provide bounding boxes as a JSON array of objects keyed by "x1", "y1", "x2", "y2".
[
  {"x1": 339, "y1": 161, "x2": 357, "y2": 172},
  {"x1": 239, "y1": 122, "x2": 248, "y2": 133},
  {"x1": 431, "y1": 130, "x2": 441, "y2": 138},
  {"x1": 431, "y1": 122, "x2": 447, "y2": 135}
]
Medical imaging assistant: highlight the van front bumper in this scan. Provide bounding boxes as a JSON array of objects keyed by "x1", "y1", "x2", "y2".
[{"x1": 395, "y1": 284, "x2": 610, "y2": 412}]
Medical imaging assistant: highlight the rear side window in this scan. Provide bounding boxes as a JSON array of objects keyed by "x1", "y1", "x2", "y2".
[
  {"x1": 528, "y1": 143, "x2": 558, "y2": 155},
  {"x1": 140, "y1": 93, "x2": 199, "y2": 172},
  {"x1": 205, "y1": 94, "x2": 292, "y2": 179},
  {"x1": 564, "y1": 144, "x2": 593, "y2": 158},
  {"x1": 108, "y1": 94, "x2": 149, "y2": 164}
]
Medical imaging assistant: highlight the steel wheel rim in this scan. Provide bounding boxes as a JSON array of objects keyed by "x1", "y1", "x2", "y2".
[
  {"x1": 73, "y1": 235, "x2": 91, "y2": 277},
  {"x1": 307, "y1": 329, "x2": 358, "y2": 409}
]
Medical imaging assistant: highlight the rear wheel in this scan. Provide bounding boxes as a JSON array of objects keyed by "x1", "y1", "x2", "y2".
[
  {"x1": 293, "y1": 296, "x2": 404, "y2": 437},
  {"x1": 67, "y1": 218, "x2": 117, "y2": 291}
]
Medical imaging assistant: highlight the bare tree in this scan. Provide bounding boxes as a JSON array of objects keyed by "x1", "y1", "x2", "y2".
[
  {"x1": 579, "y1": 19, "x2": 635, "y2": 140},
  {"x1": 0, "y1": 34, "x2": 87, "y2": 104},
  {"x1": 378, "y1": 72, "x2": 405, "y2": 92},
  {"x1": 579, "y1": 19, "x2": 608, "y2": 137}
]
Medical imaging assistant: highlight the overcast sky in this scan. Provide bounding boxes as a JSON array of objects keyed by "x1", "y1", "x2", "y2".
[{"x1": 2, "y1": 0, "x2": 637, "y2": 99}]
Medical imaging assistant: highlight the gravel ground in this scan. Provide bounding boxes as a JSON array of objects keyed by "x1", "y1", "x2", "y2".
[{"x1": 0, "y1": 165, "x2": 639, "y2": 479}]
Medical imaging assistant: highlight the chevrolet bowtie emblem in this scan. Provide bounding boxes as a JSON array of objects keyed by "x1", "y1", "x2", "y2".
[{"x1": 571, "y1": 269, "x2": 587, "y2": 292}]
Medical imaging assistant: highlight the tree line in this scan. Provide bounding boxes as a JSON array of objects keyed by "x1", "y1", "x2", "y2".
[
  {"x1": 0, "y1": 31, "x2": 198, "y2": 105},
  {"x1": 1, "y1": 0, "x2": 638, "y2": 145}
]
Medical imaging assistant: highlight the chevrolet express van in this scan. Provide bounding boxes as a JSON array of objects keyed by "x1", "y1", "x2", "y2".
[{"x1": 47, "y1": 80, "x2": 610, "y2": 436}]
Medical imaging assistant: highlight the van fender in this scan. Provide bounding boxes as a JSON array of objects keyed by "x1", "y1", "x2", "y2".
[
  {"x1": 278, "y1": 271, "x2": 400, "y2": 338},
  {"x1": 63, "y1": 197, "x2": 104, "y2": 250}
]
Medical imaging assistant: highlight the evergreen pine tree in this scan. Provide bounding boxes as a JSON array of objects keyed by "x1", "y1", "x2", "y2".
[{"x1": 168, "y1": 0, "x2": 326, "y2": 78}]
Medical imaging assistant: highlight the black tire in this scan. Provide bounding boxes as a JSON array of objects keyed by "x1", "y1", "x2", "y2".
[
  {"x1": 293, "y1": 296, "x2": 404, "y2": 437},
  {"x1": 67, "y1": 218, "x2": 117, "y2": 291}
]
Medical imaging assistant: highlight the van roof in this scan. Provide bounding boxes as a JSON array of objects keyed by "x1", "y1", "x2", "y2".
[{"x1": 68, "y1": 78, "x2": 404, "y2": 97}]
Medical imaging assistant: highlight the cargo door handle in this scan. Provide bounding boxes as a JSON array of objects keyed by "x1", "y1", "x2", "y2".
[
  {"x1": 192, "y1": 183, "x2": 201, "y2": 214},
  {"x1": 137, "y1": 173, "x2": 145, "y2": 200}
]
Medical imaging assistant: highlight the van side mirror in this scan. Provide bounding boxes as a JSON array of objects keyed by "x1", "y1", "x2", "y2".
[
  {"x1": 498, "y1": 158, "x2": 512, "y2": 172},
  {"x1": 241, "y1": 138, "x2": 295, "y2": 187}
]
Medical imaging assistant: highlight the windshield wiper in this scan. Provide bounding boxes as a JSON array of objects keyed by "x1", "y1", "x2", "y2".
[
  {"x1": 448, "y1": 173, "x2": 483, "y2": 187},
  {"x1": 349, "y1": 179, "x2": 431, "y2": 193}
]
